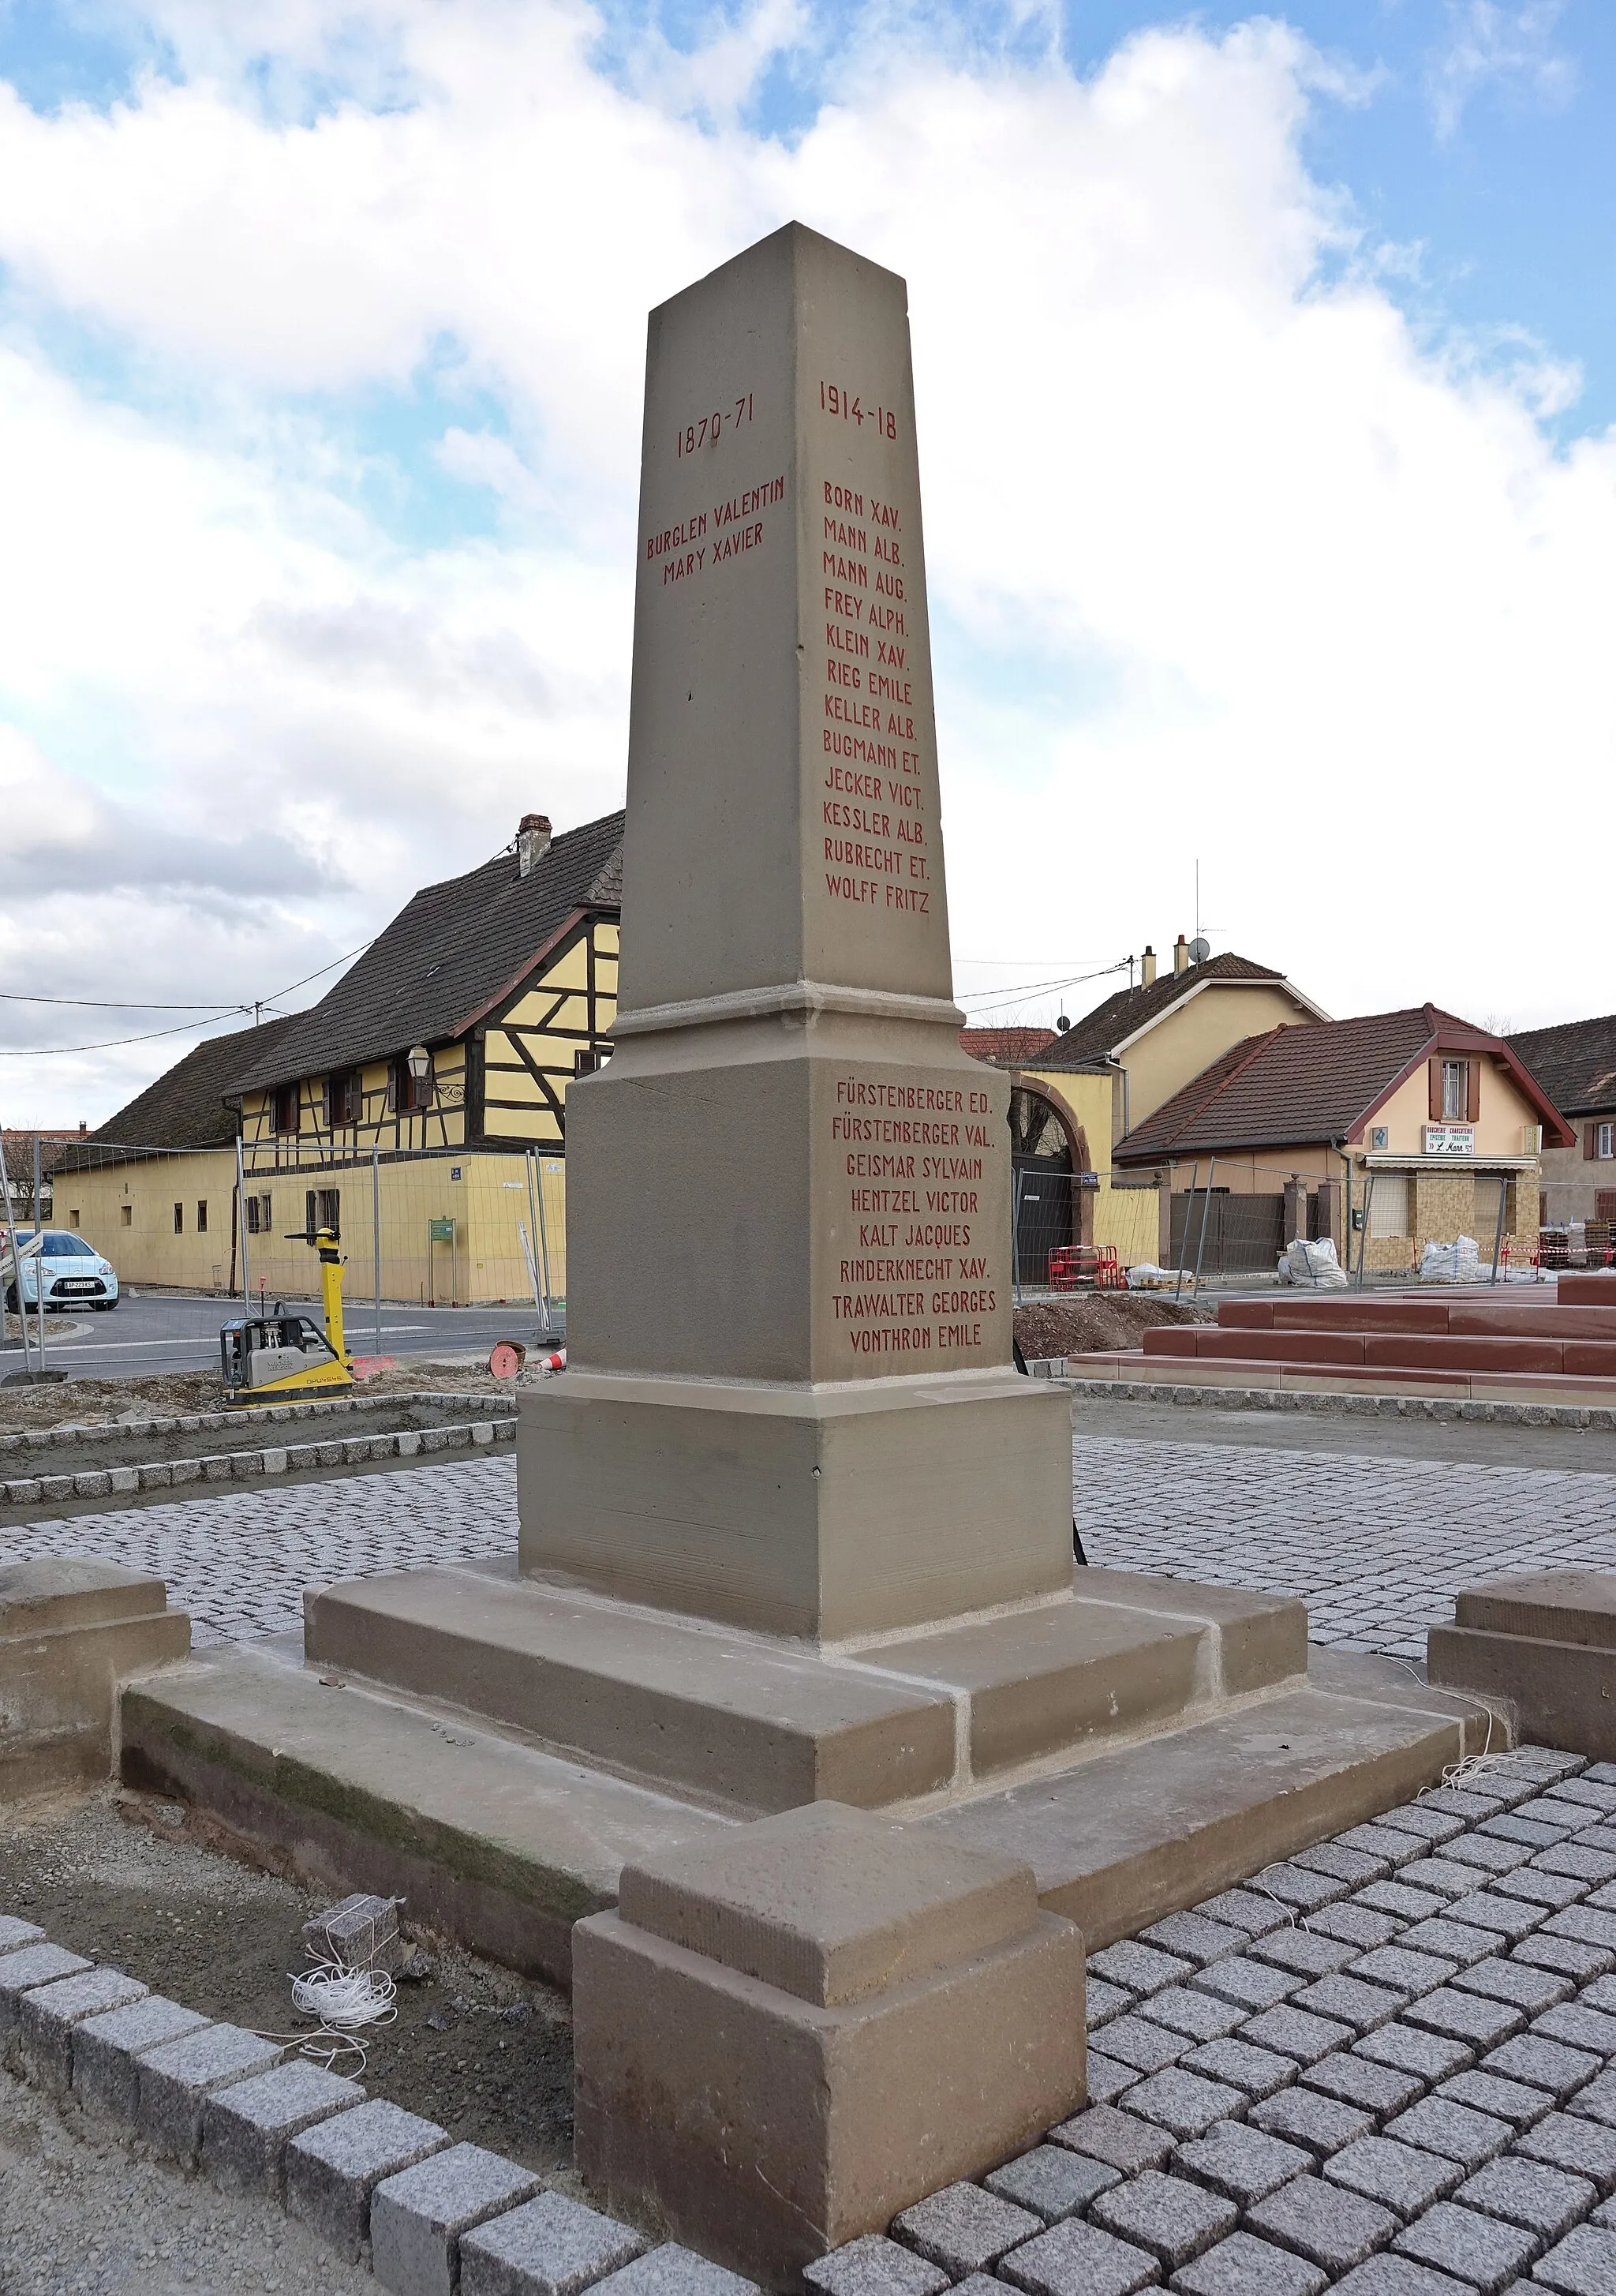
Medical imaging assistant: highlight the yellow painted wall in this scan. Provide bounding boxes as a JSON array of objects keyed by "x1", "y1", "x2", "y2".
[
  {"x1": 1018, "y1": 1063, "x2": 1161, "y2": 1265},
  {"x1": 57, "y1": 1151, "x2": 568, "y2": 1308},
  {"x1": 1367, "y1": 1058, "x2": 1540, "y2": 1159},
  {"x1": 1120, "y1": 985, "x2": 1318, "y2": 1129},
  {"x1": 241, "y1": 1046, "x2": 469, "y2": 1164}
]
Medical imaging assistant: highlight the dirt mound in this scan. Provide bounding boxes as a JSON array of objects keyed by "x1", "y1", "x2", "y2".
[{"x1": 1014, "y1": 1292, "x2": 1212, "y2": 1359}]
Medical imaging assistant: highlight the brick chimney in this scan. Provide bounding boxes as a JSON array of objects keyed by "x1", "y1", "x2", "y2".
[
  {"x1": 1141, "y1": 946, "x2": 1157, "y2": 987},
  {"x1": 517, "y1": 814, "x2": 552, "y2": 878},
  {"x1": 1173, "y1": 934, "x2": 1188, "y2": 976}
]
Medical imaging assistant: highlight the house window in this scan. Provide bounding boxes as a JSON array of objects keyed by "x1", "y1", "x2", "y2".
[
  {"x1": 245, "y1": 1192, "x2": 272, "y2": 1234},
  {"x1": 271, "y1": 1083, "x2": 301, "y2": 1134},
  {"x1": 120, "y1": 1204, "x2": 132, "y2": 1228},
  {"x1": 196, "y1": 1200, "x2": 208, "y2": 1234},
  {"x1": 392, "y1": 1054, "x2": 435, "y2": 1113},
  {"x1": 305, "y1": 1188, "x2": 340, "y2": 1239},
  {"x1": 1597, "y1": 1123, "x2": 1615, "y2": 1161},
  {"x1": 326, "y1": 1070, "x2": 362, "y2": 1128},
  {"x1": 1367, "y1": 1172, "x2": 1409, "y2": 1240},
  {"x1": 174, "y1": 1202, "x2": 184, "y2": 1235},
  {"x1": 1442, "y1": 1062, "x2": 1470, "y2": 1122},
  {"x1": 67, "y1": 1209, "x2": 80, "y2": 1229},
  {"x1": 1598, "y1": 1191, "x2": 1616, "y2": 1223}
]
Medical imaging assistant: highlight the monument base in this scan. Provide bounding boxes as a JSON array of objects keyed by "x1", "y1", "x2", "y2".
[
  {"x1": 1429, "y1": 1570, "x2": 1616, "y2": 1758},
  {"x1": 516, "y1": 1370, "x2": 1072, "y2": 1640}
]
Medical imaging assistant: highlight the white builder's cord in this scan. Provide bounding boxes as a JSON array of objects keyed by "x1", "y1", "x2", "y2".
[{"x1": 256, "y1": 1905, "x2": 402, "y2": 2075}]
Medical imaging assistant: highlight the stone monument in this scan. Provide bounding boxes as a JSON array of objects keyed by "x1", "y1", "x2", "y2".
[{"x1": 520, "y1": 220, "x2": 1073, "y2": 1639}]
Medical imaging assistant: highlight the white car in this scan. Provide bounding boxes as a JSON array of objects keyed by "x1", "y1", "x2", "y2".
[{"x1": 4, "y1": 1229, "x2": 120, "y2": 1313}]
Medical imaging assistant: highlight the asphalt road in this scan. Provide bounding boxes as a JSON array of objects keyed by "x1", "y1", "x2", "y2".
[{"x1": 0, "y1": 1287, "x2": 555, "y2": 1382}]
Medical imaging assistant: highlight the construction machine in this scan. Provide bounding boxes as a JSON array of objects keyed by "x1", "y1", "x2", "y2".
[{"x1": 221, "y1": 1225, "x2": 356, "y2": 1408}]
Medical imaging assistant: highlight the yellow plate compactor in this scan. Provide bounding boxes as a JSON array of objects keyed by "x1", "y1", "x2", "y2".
[{"x1": 221, "y1": 1225, "x2": 356, "y2": 1407}]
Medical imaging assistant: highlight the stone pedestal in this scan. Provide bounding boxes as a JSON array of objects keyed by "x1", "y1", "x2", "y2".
[
  {"x1": 573, "y1": 1803, "x2": 1085, "y2": 2287},
  {"x1": 1429, "y1": 1570, "x2": 1616, "y2": 1757},
  {"x1": 0, "y1": 1557, "x2": 189, "y2": 1797}
]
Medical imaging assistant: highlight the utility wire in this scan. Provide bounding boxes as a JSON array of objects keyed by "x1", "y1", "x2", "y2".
[
  {"x1": 0, "y1": 942, "x2": 374, "y2": 1058},
  {"x1": 959, "y1": 958, "x2": 1131, "y2": 1014}
]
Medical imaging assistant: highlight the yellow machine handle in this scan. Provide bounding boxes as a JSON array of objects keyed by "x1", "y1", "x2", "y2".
[{"x1": 316, "y1": 1227, "x2": 350, "y2": 1365}]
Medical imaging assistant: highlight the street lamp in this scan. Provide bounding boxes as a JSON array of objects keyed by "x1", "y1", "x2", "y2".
[{"x1": 406, "y1": 1045, "x2": 432, "y2": 1109}]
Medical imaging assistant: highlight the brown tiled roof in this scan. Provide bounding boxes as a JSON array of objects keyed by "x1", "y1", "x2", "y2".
[
  {"x1": 2, "y1": 1129, "x2": 91, "y2": 1185},
  {"x1": 230, "y1": 810, "x2": 625, "y2": 1095},
  {"x1": 1113, "y1": 1005, "x2": 1575, "y2": 1163},
  {"x1": 960, "y1": 1028, "x2": 1060, "y2": 1068},
  {"x1": 1034, "y1": 953, "x2": 1304, "y2": 1069},
  {"x1": 59, "y1": 1015, "x2": 305, "y2": 1158},
  {"x1": 1508, "y1": 1014, "x2": 1616, "y2": 1118}
]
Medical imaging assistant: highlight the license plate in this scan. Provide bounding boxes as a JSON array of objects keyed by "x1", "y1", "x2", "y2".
[{"x1": 58, "y1": 1279, "x2": 99, "y2": 1293}]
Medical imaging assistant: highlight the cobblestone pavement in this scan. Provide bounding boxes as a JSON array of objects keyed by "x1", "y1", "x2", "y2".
[
  {"x1": 7, "y1": 1434, "x2": 1616, "y2": 1658},
  {"x1": 1075, "y1": 1436, "x2": 1616, "y2": 1661},
  {"x1": 0, "y1": 1457, "x2": 514, "y2": 1646},
  {"x1": 822, "y1": 1744, "x2": 1616, "y2": 2296}
]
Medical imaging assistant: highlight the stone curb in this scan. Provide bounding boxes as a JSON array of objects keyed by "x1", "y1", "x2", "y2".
[
  {"x1": 1064, "y1": 1376, "x2": 1616, "y2": 1433},
  {"x1": 0, "y1": 1416, "x2": 516, "y2": 1508},
  {"x1": 0, "y1": 1918, "x2": 750, "y2": 2296},
  {"x1": 0, "y1": 1389, "x2": 509, "y2": 1458}
]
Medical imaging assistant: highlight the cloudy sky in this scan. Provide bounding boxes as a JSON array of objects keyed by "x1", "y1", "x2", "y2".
[{"x1": 1, "y1": 0, "x2": 1612, "y2": 1125}]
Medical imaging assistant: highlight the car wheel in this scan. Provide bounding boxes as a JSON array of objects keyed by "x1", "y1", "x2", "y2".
[{"x1": 3, "y1": 1286, "x2": 15, "y2": 1316}]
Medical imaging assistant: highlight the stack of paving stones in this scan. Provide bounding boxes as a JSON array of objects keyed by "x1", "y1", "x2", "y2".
[
  {"x1": 0, "y1": 1910, "x2": 753, "y2": 2296},
  {"x1": 809, "y1": 1747, "x2": 1616, "y2": 2296}
]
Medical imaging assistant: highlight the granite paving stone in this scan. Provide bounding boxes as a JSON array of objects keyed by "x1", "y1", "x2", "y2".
[
  {"x1": 1447, "y1": 1836, "x2": 1535, "y2": 1876},
  {"x1": 589, "y1": 2245, "x2": 757, "y2": 2296},
  {"x1": 1192, "y1": 1890, "x2": 1286, "y2": 1939},
  {"x1": 1481, "y1": 2036, "x2": 1603, "y2": 2103},
  {"x1": 1591, "y1": 1886, "x2": 1616, "y2": 1914},
  {"x1": 1087, "y1": 1979, "x2": 1134, "y2": 2028},
  {"x1": 135, "y1": 2021, "x2": 283, "y2": 2165},
  {"x1": 1454, "y1": 2156, "x2": 1596, "y2": 2243},
  {"x1": 1549, "y1": 1785, "x2": 1616, "y2": 1816},
  {"x1": 1380, "y1": 1808, "x2": 1468, "y2": 1848},
  {"x1": 1090, "y1": 1942, "x2": 1195, "y2": 1997},
  {"x1": 1533, "y1": 2223, "x2": 1616, "y2": 2294},
  {"x1": 1337, "y1": 1828, "x2": 1430, "y2": 1870},
  {"x1": 1436, "y1": 2069, "x2": 1556, "y2": 2130},
  {"x1": 1399, "y1": 1860, "x2": 1491, "y2": 1901},
  {"x1": 804, "y1": 2241, "x2": 951, "y2": 2296},
  {"x1": 1244, "y1": 2174, "x2": 1401, "y2": 2273},
  {"x1": 1382, "y1": 2097, "x2": 1515, "y2": 2169},
  {"x1": 1303, "y1": 2054, "x2": 1425, "y2": 2121},
  {"x1": 1173, "y1": 2120, "x2": 1314, "y2": 2207},
  {"x1": 1537, "y1": 2004, "x2": 1616, "y2": 2057},
  {"x1": 1397, "y1": 1917, "x2": 1506, "y2": 1967},
  {"x1": 1290, "y1": 1976, "x2": 1407, "y2": 2036},
  {"x1": 1527, "y1": 1800, "x2": 1610, "y2": 1830},
  {"x1": 1083, "y1": 2052, "x2": 1137, "y2": 2106},
  {"x1": 199, "y1": 2058, "x2": 365, "y2": 2197},
  {"x1": 1180, "y1": 2038, "x2": 1299, "y2": 2100},
  {"x1": 0, "y1": 1942, "x2": 94, "y2": 2043},
  {"x1": 1356, "y1": 2024, "x2": 1476, "y2": 2084},
  {"x1": 69, "y1": 1994, "x2": 211, "y2": 2122},
  {"x1": 369, "y1": 2143, "x2": 543, "y2": 2296},
  {"x1": 1323, "y1": 2137, "x2": 1466, "y2": 2219},
  {"x1": 1390, "y1": 2200, "x2": 1538, "y2": 2294},
  {"x1": 1485, "y1": 1815, "x2": 1580, "y2": 1850},
  {"x1": 1123, "y1": 2069, "x2": 1250, "y2": 2140},
  {"x1": 1311, "y1": 1905, "x2": 1407, "y2": 1952},
  {"x1": 1046, "y1": 2107, "x2": 1175, "y2": 2174},
  {"x1": 1327, "y1": 2258, "x2": 1478, "y2": 2294},
  {"x1": 1094, "y1": 2015, "x2": 1194, "y2": 2074},
  {"x1": 1240, "y1": 2006, "x2": 1358, "y2": 2066},
  {"x1": 1259, "y1": 1865, "x2": 1353, "y2": 1914},
  {"x1": 1250, "y1": 2088, "x2": 1378, "y2": 2161},
  {"x1": 1191, "y1": 1957, "x2": 1303, "y2": 2013},
  {"x1": 1253, "y1": 1932, "x2": 1361, "y2": 1980},
  {"x1": 1452, "y1": 1959, "x2": 1573, "y2": 2014},
  {"x1": 1445, "y1": 1894, "x2": 1548, "y2": 1944},
  {"x1": 16, "y1": 1965, "x2": 147, "y2": 2090},
  {"x1": 1536, "y1": 1848, "x2": 1616, "y2": 1886},
  {"x1": 1141, "y1": 1914, "x2": 1248, "y2": 1968},
  {"x1": 0, "y1": 1920, "x2": 45, "y2": 1952},
  {"x1": 1581, "y1": 1979, "x2": 1616, "y2": 2019},
  {"x1": 1166, "y1": 2230, "x2": 1327, "y2": 2296},
  {"x1": 1404, "y1": 1989, "x2": 1526, "y2": 2051},
  {"x1": 1515, "y1": 2114, "x2": 1616, "y2": 2194},
  {"x1": 984, "y1": 2146, "x2": 1120, "y2": 2223},
  {"x1": 892, "y1": 2183, "x2": 1043, "y2": 2273},
  {"x1": 1135, "y1": 1988, "x2": 1247, "y2": 2044},
  {"x1": 1358, "y1": 1883, "x2": 1453, "y2": 1924},
  {"x1": 1090, "y1": 2169, "x2": 1236, "y2": 2269},
  {"x1": 1351, "y1": 1948, "x2": 1461, "y2": 1997},
  {"x1": 996, "y1": 2217, "x2": 1160, "y2": 2296},
  {"x1": 1427, "y1": 1788, "x2": 1513, "y2": 1822},
  {"x1": 1547, "y1": 1911, "x2": 1616, "y2": 1953},
  {"x1": 1293, "y1": 1845, "x2": 1390, "y2": 1890},
  {"x1": 1516, "y1": 1936, "x2": 1616, "y2": 1983},
  {"x1": 1573, "y1": 2073, "x2": 1616, "y2": 2130},
  {"x1": 459, "y1": 2192, "x2": 649, "y2": 2296},
  {"x1": 285, "y1": 2097, "x2": 453, "y2": 2265}
]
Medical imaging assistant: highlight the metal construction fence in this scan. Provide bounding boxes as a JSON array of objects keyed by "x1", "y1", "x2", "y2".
[{"x1": 36, "y1": 1138, "x2": 569, "y2": 1344}]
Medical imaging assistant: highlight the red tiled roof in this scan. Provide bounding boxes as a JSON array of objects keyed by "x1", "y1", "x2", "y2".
[
  {"x1": 1114, "y1": 1005, "x2": 1576, "y2": 1163},
  {"x1": 960, "y1": 1028, "x2": 1060, "y2": 1067}
]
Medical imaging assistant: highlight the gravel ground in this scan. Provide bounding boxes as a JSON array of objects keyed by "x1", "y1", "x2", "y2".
[
  {"x1": 0, "y1": 2062, "x2": 374, "y2": 2294},
  {"x1": 0, "y1": 1788, "x2": 575, "y2": 2178}
]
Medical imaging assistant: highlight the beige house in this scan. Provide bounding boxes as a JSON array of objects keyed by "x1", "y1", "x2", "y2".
[{"x1": 1112, "y1": 1006, "x2": 1573, "y2": 1276}]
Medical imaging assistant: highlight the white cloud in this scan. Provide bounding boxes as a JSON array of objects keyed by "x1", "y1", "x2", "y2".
[
  {"x1": 1426, "y1": 2, "x2": 1575, "y2": 141},
  {"x1": 0, "y1": 2, "x2": 1613, "y2": 1126}
]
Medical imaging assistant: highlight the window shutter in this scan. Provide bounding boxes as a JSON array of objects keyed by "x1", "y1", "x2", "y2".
[
  {"x1": 1588, "y1": 1124, "x2": 1599, "y2": 1161},
  {"x1": 1466, "y1": 1061, "x2": 1479, "y2": 1123},
  {"x1": 1429, "y1": 1059, "x2": 1442, "y2": 1121}
]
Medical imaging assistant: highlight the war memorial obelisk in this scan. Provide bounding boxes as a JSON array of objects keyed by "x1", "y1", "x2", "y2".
[{"x1": 521, "y1": 222, "x2": 1073, "y2": 1635}]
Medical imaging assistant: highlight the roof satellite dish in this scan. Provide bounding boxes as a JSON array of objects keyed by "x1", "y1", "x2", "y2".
[
  {"x1": 1188, "y1": 936, "x2": 1210, "y2": 964},
  {"x1": 1056, "y1": 1014, "x2": 1070, "y2": 1032}
]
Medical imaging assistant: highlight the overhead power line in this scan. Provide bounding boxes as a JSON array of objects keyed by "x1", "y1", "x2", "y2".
[{"x1": 0, "y1": 942, "x2": 373, "y2": 1058}]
